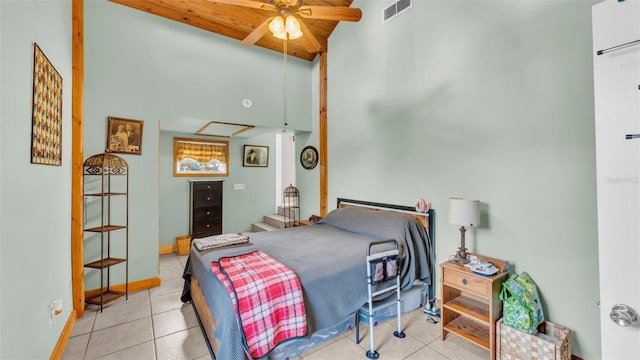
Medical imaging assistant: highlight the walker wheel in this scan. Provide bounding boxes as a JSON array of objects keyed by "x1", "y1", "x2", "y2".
[
  {"x1": 366, "y1": 350, "x2": 380, "y2": 359},
  {"x1": 394, "y1": 330, "x2": 406, "y2": 339}
]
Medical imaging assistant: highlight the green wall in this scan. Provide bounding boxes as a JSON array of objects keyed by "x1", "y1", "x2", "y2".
[
  {"x1": 158, "y1": 131, "x2": 279, "y2": 244},
  {"x1": 83, "y1": 0, "x2": 313, "y2": 284},
  {"x1": 0, "y1": 1, "x2": 73, "y2": 358},
  {"x1": 317, "y1": 0, "x2": 600, "y2": 357},
  {"x1": 0, "y1": 0, "x2": 604, "y2": 358}
]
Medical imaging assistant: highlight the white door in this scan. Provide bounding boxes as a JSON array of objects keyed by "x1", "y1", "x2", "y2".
[{"x1": 593, "y1": 1, "x2": 640, "y2": 358}]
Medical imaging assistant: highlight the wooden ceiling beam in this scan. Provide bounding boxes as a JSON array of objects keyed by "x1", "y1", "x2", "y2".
[{"x1": 108, "y1": 0, "x2": 357, "y2": 61}]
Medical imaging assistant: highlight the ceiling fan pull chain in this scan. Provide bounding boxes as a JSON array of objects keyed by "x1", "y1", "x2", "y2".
[{"x1": 283, "y1": 38, "x2": 288, "y2": 132}]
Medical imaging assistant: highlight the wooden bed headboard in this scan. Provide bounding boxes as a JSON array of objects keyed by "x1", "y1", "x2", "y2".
[{"x1": 336, "y1": 198, "x2": 435, "y2": 241}]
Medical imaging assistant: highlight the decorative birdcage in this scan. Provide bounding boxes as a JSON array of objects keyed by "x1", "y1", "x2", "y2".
[
  {"x1": 83, "y1": 152, "x2": 129, "y2": 175},
  {"x1": 283, "y1": 184, "x2": 300, "y2": 228}
]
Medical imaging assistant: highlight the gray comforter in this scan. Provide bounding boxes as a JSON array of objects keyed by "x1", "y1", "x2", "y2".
[{"x1": 182, "y1": 207, "x2": 432, "y2": 360}]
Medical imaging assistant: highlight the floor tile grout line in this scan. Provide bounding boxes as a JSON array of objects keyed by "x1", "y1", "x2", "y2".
[
  {"x1": 81, "y1": 330, "x2": 92, "y2": 360},
  {"x1": 148, "y1": 289, "x2": 160, "y2": 360}
]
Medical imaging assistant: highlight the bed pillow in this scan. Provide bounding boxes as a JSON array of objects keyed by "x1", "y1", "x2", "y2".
[
  {"x1": 318, "y1": 207, "x2": 415, "y2": 238},
  {"x1": 319, "y1": 206, "x2": 432, "y2": 290}
]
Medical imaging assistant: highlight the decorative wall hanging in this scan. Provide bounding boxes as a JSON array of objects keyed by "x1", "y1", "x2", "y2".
[
  {"x1": 106, "y1": 116, "x2": 144, "y2": 155},
  {"x1": 300, "y1": 145, "x2": 318, "y2": 170},
  {"x1": 31, "y1": 43, "x2": 63, "y2": 166},
  {"x1": 173, "y1": 137, "x2": 229, "y2": 177},
  {"x1": 243, "y1": 145, "x2": 269, "y2": 167}
]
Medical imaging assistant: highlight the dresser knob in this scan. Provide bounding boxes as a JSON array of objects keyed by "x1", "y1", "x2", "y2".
[
  {"x1": 462, "y1": 278, "x2": 468, "y2": 285},
  {"x1": 206, "y1": 211, "x2": 211, "y2": 215},
  {"x1": 206, "y1": 197, "x2": 211, "y2": 201},
  {"x1": 206, "y1": 224, "x2": 210, "y2": 228}
]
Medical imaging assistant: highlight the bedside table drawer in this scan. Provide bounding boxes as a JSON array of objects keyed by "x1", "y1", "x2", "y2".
[{"x1": 442, "y1": 268, "x2": 489, "y2": 298}]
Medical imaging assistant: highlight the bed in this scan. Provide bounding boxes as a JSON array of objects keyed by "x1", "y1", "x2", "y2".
[{"x1": 181, "y1": 198, "x2": 435, "y2": 359}]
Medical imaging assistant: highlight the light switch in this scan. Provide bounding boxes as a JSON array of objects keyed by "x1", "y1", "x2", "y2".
[{"x1": 233, "y1": 183, "x2": 245, "y2": 190}]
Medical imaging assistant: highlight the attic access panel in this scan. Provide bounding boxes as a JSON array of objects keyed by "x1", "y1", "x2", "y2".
[{"x1": 195, "y1": 121, "x2": 255, "y2": 137}]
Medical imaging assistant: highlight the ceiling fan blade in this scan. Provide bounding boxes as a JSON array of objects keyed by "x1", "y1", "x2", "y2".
[
  {"x1": 297, "y1": 19, "x2": 322, "y2": 53},
  {"x1": 241, "y1": 17, "x2": 273, "y2": 46},
  {"x1": 297, "y1": 6, "x2": 362, "y2": 22},
  {"x1": 207, "y1": 0, "x2": 278, "y2": 12}
]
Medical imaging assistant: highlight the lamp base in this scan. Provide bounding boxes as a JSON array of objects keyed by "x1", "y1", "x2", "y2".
[
  {"x1": 454, "y1": 247, "x2": 470, "y2": 264},
  {"x1": 455, "y1": 226, "x2": 470, "y2": 264}
]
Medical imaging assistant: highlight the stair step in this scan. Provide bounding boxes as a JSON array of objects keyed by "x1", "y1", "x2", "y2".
[
  {"x1": 252, "y1": 222, "x2": 279, "y2": 232},
  {"x1": 264, "y1": 214, "x2": 294, "y2": 229},
  {"x1": 277, "y1": 206, "x2": 297, "y2": 217}
]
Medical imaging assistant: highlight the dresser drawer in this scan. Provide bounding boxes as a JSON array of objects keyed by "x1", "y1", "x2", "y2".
[
  {"x1": 192, "y1": 206, "x2": 221, "y2": 219},
  {"x1": 192, "y1": 219, "x2": 222, "y2": 238},
  {"x1": 442, "y1": 267, "x2": 490, "y2": 298},
  {"x1": 193, "y1": 190, "x2": 221, "y2": 206},
  {"x1": 192, "y1": 182, "x2": 221, "y2": 193}
]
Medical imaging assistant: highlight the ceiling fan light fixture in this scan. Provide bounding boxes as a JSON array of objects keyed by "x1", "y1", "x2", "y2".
[
  {"x1": 269, "y1": 15, "x2": 287, "y2": 39},
  {"x1": 285, "y1": 15, "x2": 303, "y2": 39},
  {"x1": 269, "y1": 14, "x2": 303, "y2": 40},
  {"x1": 273, "y1": 31, "x2": 287, "y2": 40}
]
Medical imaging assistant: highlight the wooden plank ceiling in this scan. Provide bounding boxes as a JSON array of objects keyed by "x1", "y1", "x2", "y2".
[{"x1": 109, "y1": 0, "x2": 358, "y2": 61}]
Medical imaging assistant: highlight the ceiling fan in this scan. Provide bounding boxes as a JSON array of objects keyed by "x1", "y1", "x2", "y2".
[{"x1": 207, "y1": 0, "x2": 362, "y2": 53}]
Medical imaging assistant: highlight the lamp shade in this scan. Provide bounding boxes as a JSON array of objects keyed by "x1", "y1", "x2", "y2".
[{"x1": 448, "y1": 198, "x2": 480, "y2": 228}]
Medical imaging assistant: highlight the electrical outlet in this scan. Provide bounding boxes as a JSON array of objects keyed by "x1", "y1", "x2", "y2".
[{"x1": 49, "y1": 299, "x2": 62, "y2": 325}]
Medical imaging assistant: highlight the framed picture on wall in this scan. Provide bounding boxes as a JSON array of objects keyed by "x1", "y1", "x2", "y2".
[
  {"x1": 300, "y1": 146, "x2": 318, "y2": 170},
  {"x1": 31, "y1": 43, "x2": 63, "y2": 166},
  {"x1": 106, "y1": 116, "x2": 144, "y2": 155},
  {"x1": 243, "y1": 145, "x2": 269, "y2": 167}
]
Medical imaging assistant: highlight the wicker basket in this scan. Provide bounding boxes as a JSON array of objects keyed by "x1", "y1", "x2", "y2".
[
  {"x1": 176, "y1": 235, "x2": 192, "y2": 256},
  {"x1": 497, "y1": 318, "x2": 571, "y2": 360}
]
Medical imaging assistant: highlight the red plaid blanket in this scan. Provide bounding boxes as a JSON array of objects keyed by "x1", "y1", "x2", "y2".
[{"x1": 211, "y1": 251, "x2": 307, "y2": 359}]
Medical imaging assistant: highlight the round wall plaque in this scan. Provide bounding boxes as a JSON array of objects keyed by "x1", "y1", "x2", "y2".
[{"x1": 300, "y1": 146, "x2": 318, "y2": 170}]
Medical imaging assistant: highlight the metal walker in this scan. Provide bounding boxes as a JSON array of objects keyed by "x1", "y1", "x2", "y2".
[{"x1": 355, "y1": 239, "x2": 406, "y2": 359}]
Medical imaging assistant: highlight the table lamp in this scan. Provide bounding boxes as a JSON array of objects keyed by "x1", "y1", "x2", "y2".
[{"x1": 448, "y1": 198, "x2": 481, "y2": 264}]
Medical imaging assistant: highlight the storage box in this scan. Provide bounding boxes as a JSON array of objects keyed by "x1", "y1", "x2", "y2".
[
  {"x1": 176, "y1": 235, "x2": 192, "y2": 256},
  {"x1": 358, "y1": 283, "x2": 427, "y2": 326},
  {"x1": 402, "y1": 281, "x2": 428, "y2": 312},
  {"x1": 497, "y1": 318, "x2": 571, "y2": 360}
]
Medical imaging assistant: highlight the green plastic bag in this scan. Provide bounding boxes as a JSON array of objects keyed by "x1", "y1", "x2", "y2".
[{"x1": 499, "y1": 272, "x2": 545, "y2": 334}]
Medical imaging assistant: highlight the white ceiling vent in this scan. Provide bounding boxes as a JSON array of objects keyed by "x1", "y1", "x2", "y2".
[{"x1": 383, "y1": 0, "x2": 412, "y2": 23}]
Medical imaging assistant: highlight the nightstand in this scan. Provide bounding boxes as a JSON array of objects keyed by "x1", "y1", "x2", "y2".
[
  {"x1": 440, "y1": 254, "x2": 509, "y2": 360},
  {"x1": 297, "y1": 219, "x2": 313, "y2": 226},
  {"x1": 297, "y1": 215, "x2": 323, "y2": 227}
]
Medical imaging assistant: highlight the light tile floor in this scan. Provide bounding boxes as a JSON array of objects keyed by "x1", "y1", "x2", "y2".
[{"x1": 62, "y1": 253, "x2": 488, "y2": 360}]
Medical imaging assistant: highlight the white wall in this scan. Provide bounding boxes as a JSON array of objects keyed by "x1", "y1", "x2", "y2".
[
  {"x1": 276, "y1": 132, "x2": 297, "y2": 210},
  {"x1": 0, "y1": 1, "x2": 73, "y2": 358}
]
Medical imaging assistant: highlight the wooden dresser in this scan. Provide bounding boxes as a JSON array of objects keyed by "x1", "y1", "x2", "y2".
[
  {"x1": 189, "y1": 180, "x2": 223, "y2": 238},
  {"x1": 440, "y1": 254, "x2": 509, "y2": 360}
]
